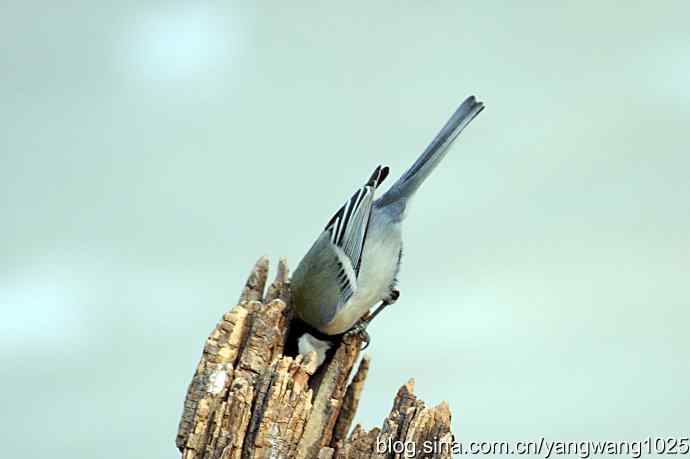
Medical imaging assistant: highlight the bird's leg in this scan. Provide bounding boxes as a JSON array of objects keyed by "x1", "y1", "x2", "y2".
[
  {"x1": 367, "y1": 288, "x2": 400, "y2": 324},
  {"x1": 346, "y1": 289, "x2": 400, "y2": 350}
]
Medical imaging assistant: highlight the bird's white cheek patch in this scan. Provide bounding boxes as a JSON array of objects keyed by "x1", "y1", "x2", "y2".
[{"x1": 298, "y1": 333, "x2": 332, "y2": 368}]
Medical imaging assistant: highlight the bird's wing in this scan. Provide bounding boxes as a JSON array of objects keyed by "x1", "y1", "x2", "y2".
[
  {"x1": 330, "y1": 243, "x2": 358, "y2": 308},
  {"x1": 290, "y1": 231, "x2": 358, "y2": 327},
  {"x1": 292, "y1": 166, "x2": 390, "y2": 328},
  {"x1": 325, "y1": 165, "x2": 389, "y2": 276}
]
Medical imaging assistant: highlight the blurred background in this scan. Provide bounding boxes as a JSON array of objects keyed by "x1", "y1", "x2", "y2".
[{"x1": 2, "y1": 1, "x2": 689, "y2": 457}]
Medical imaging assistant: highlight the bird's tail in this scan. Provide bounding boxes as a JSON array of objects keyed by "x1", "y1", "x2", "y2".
[{"x1": 376, "y1": 95, "x2": 484, "y2": 211}]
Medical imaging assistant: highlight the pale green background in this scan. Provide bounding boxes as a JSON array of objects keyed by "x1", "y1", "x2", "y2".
[{"x1": 2, "y1": 1, "x2": 689, "y2": 457}]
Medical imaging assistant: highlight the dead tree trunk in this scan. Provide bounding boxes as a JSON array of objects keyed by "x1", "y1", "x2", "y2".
[{"x1": 176, "y1": 257, "x2": 455, "y2": 459}]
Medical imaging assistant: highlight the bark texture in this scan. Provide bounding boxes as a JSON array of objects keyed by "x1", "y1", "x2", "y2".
[{"x1": 176, "y1": 257, "x2": 455, "y2": 459}]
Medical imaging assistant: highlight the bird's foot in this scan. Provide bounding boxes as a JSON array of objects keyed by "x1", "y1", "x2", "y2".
[
  {"x1": 364, "y1": 289, "x2": 400, "y2": 326},
  {"x1": 345, "y1": 321, "x2": 371, "y2": 351},
  {"x1": 345, "y1": 290, "x2": 401, "y2": 351},
  {"x1": 384, "y1": 288, "x2": 400, "y2": 306}
]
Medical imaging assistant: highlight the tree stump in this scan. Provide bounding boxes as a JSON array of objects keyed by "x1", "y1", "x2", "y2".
[{"x1": 176, "y1": 257, "x2": 455, "y2": 458}]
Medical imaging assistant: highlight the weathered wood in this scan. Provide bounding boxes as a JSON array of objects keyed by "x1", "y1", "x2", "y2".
[
  {"x1": 177, "y1": 257, "x2": 455, "y2": 459},
  {"x1": 239, "y1": 256, "x2": 269, "y2": 303},
  {"x1": 265, "y1": 257, "x2": 290, "y2": 304},
  {"x1": 295, "y1": 332, "x2": 362, "y2": 458},
  {"x1": 331, "y1": 355, "x2": 370, "y2": 448}
]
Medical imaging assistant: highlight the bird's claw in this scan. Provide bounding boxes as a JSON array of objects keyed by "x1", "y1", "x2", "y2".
[
  {"x1": 385, "y1": 288, "x2": 400, "y2": 305},
  {"x1": 359, "y1": 329, "x2": 371, "y2": 350},
  {"x1": 346, "y1": 322, "x2": 370, "y2": 350}
]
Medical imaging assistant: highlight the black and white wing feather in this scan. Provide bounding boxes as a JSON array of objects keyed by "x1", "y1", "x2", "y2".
[
  {"x1": 325, "y1": 165, "x2": 389, "y2": 276},
  {"x1": 321, "y1": 165, "x2": 389, "y2": 310},
  {"x1": 291, "y1": 166, "x2": 389, "y2": 328}
]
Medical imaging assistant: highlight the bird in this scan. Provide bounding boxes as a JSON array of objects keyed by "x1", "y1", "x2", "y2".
[{"x1": 291, "y1": 95, "x2": 485, "y2": 365}]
